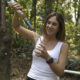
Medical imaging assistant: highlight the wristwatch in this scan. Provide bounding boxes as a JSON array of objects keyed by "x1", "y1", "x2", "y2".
[{"x1": 46, "y1": 57, "x2": 54, "y2": 64}]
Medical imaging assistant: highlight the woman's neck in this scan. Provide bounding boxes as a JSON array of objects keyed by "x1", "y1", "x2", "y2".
[{"x1": 43, "y1": 35, "x2": 57, "y2": 42}]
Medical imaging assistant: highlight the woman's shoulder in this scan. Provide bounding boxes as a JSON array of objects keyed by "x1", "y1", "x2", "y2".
[
  {"x1": 61, "y1": 41, "x2": 69, "y2": 49},
  {"x1": 59, "y1": 40, "x2": 69, "y2": 45}
]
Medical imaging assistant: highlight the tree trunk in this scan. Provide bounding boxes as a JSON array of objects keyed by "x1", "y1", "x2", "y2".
[
  {"x1": 76, "y1": 0, "x2": 80, "y2": 25},
  {"x1": 55, "y1": 0, "x2": 59, "y2": 12},
  {"x1": 30, "y1": 0, "x2": 37, "y2": 30},
  {"x1": 74, "y1": 0, "x2": 78, "y2": 25},
  {"x1": 0, "y1": 0, "x2": 1, "y2": 26},
  {"x1": 0, "y1": 0, "x2": 11, "y2": 80},
  {"x1": 44, "y1": 0, "x2": 54, "y2": 19}
]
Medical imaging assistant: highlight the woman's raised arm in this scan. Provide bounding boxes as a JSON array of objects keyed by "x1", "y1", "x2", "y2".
[{"x1": 12, "y1": 3, "x2": 40, "y2": 43}]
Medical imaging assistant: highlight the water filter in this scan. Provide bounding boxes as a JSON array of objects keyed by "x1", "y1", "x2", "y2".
[{"x1": 8, "y1": 0, "x2": 33, "y2": 29}]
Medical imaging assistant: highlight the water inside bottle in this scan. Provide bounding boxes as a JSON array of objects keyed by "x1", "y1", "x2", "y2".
[{"x1": 8, "y1": 0, "x2": 25, "y2": 18}]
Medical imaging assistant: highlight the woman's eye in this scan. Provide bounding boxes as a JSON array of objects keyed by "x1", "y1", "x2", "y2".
[
  {"x1": 47, "y1": 21, "x2": 50, "y2": 24},
  {"x1": 52, "y1": 23, "x2": 57, "y2": 26}
]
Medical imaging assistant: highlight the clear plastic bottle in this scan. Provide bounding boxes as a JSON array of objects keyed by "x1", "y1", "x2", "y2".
[{"x1": 8, "y1": 0, "x2": 25, "y2": 18}]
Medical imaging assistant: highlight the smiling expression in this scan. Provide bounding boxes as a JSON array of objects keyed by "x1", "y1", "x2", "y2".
[{"x1": 46, "y1": 16, "x2": 59, "y2": 36}]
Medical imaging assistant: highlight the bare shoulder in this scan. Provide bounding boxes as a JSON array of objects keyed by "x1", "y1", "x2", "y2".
[
  {"x1": 59, "y1": 42, "x2": 69, "y2": 62},
  {"x1": 60, "y1": 42, "x2": 69, "y2": 54},
  {"x1": 61, "y1": 42, "x2": 69, "y2": 49}
]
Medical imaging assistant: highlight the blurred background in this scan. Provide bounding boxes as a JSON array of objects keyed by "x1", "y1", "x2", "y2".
[{"x1": 0, "y1": 0, "x2": 80, "y2": 80}]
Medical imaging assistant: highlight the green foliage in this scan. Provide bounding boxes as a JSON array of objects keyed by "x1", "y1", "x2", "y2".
[
  {"x1": 66, "y1": 57, "x2": 80, "y2": 71},
  {"x1": 6, "y1": 0, "x2": 80, "y2": 70}
]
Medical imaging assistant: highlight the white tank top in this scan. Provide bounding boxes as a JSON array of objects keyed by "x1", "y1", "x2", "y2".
[{"x1": 27, "y1": 36, "x2": 63, "y2": 80}]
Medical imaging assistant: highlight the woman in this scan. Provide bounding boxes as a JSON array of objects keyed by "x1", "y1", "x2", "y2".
[{"x1": 11, "y1": 3, "x2": 69, "y2": 80}]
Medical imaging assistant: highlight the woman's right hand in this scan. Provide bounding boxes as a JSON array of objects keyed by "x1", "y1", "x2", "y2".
[
  {"x1": 11, "y1": 3, "x2": 26, "y2": 18},
  {"x1": 11, "y1": 3, "x2": 26, "y2": 29}
]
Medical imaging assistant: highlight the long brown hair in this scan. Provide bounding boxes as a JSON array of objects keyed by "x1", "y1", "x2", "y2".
[{"x1": 42, "y1": 12, "x2": 65, "y2": 41}]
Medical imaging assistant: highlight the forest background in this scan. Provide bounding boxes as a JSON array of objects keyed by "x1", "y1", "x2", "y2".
[{"x1": 0, "y1": 0, "x2": 80, "y2": 80}]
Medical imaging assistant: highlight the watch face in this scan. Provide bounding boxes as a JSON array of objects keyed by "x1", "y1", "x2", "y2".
[{"x1": 46, "y1": 58, "x2": 54, "y2": 64}]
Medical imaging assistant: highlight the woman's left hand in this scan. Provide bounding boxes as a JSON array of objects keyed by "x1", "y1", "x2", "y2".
[{"x1": 34, "y1": 42, "x2": 51, "y2": 61}]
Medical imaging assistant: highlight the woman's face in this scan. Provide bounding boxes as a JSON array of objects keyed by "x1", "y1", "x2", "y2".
[{"x1": 46, "y1": 16, "x2": 59, "y2": 36}]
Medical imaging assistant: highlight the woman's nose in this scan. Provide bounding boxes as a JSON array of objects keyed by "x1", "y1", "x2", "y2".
[{"x1": 48, "y1": 24, "x2": 52, "y2": 28}]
